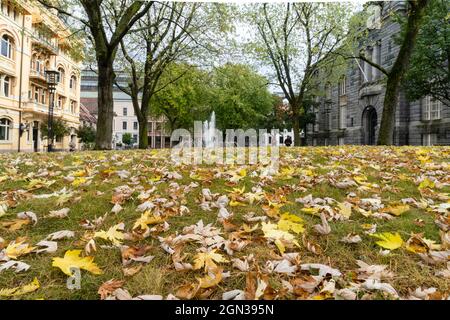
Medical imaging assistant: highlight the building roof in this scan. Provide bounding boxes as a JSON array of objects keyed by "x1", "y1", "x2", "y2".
[{"x1": 79, "y1": 103, "x2": 97, "y2": 124}]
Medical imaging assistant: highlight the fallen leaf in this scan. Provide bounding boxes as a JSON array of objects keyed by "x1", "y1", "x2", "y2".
[
  {"x1": 94, "y1": 223, "x2": 125, "y2": 246},
  {"x1": 98, "y1": 279, "x2": 125, "y2": 300},
  {"x1": 0, "y1": 277, "x2": 40, "y2": 297},
  {"x1": 370, "y1": 232, "x2": 403, "y2": 250},
  {"x1": 52, "y1": 250, "x2": 102, "y2": 276}
]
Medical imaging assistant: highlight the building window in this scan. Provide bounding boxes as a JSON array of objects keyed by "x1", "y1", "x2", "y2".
[
  {"x1": 367, "y1": 4, "x2": 381, "y2": 29},
  {"x1": 123, "y1": 107, "x2": 127, "y2": 116},
  {"x1": 57, "y1": 67, "x2": 65, "y2": 84},
  {"x1": 34, "y1": 87, "x2": 39, "y2": 103},
  {"x1": 3, "y1": 76, "x2": 10, "y2": 97},
  {"x1": 422, "y1": 133, "x2": 437, "y2": 146},
  {"x1": 0, "y1": 118, "x2": 11, "y2": 141},
  {"x1": 70, "y1": 101, "x2": 76, "y2": 113},
  {"x1": 69, "y1": 75, "x2": 77, "y2": 90},
  {"x1": 133, "y1": 134, "x2": 138, "y2": 143},
  {"x1": 133, "y1": 122, "x2": 138, "y2": 130},
  {"x1": 338, "y1": 137, "x2": 345, "y2": 145},
  {"x1": 57, "y1": 96, "x2": 63, "y2": 109},
  {"x1": 339, "y1": 76, "x2": 346, "y2": 96},
  {"x1": 422, "y1": 96, "x2": 442, "y2": 120},
  {"x1": 122, "y1": 121, "x2": 127, "y2": 130},
  {"x1": 314, "y1": 108, "x2": 319, "y2": 132},
  {"x1": 339, "y1": 105, "x2": 347, "y2": 129},
  {"x1": 1, "y1": 34, "x2": 13, "y2": 59},
  {"x1": 41, "y1": 89, "x2": 46, "y2": 104}
]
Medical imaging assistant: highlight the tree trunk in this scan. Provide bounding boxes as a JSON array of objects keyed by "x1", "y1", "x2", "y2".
[
  {"x1": 378, "y1": 0, "x2": 429, "y2": 145},
  {"x1": 95, "y1": 61, "x2": 115, "y2": 150},
  {"x1": 293, "y1": 113, "x2": 301, "y2": 147},
  {"x1": 138, "y1": 118, "x2": 148, "y2": 149},
  {"x1": 377, "y1": 74, "x2": 401, "y2": 145}
]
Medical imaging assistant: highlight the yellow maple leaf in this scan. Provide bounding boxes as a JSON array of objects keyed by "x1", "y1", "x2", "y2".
[
  {"x1": 261, "y1": 222, "x2": 300, "y2": 254},
  {"x1": 354, "y1": 175, "x2": 368, "y2": 184},
  {"x1": 52, "y1": 250, "x2": 103, "y2": 276},
  {"x1": 337, "y1": 202, "x2": 352, "y2": 219},
  {"x1": 278, "y1": 167, "x2": 295, "y2": 179},
  {"x1": 0, "y1": 277, "x2": 40, "y2": 297},
  {"x1": 383, "y1": 204, "x2": 410, "y2": 216},
  {"x1": 230, "y1": 200, "x2": 246, "y2": 207},
  {"x1": 278, "y1": 213, "x2": 305, "y2": 234},
  {"x1": 300, "y1": 207, "x2": 320, "y2": 216},
  {"x1": 193, "y1": 250, "x2": 228, "y2": 271},
  {"x1": 196, "y1": 269, "x2": 223, "y2": 289},
  {"x1": 73, "y1": 170, "x2": 86, "y2": 177},
  {"x1": 1, "y1": 218, "x2": 31, "y2": 231},
  {"x1": 370, "y1": 232, "x2": 403, "y2": 250},
  {"x1": 72, "y1": 177, "x2": 87, "y2": 187},
  {"x1": 4, "y1": 240, "x2": 36, "y2": 259},
  {"x1": 419, "y1": 178, "x2": 435, "y2": 190},
  {"x1": 94, "y1": 223, "x2": 125, "y2": 246},
  {"x1": 132, "y1": 211, "x2": 163, "y2": 231}
]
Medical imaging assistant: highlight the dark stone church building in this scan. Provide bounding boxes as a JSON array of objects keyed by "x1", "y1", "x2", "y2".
[{"x1": 306, "y1": 1, "x2": 449, "y2": 146}]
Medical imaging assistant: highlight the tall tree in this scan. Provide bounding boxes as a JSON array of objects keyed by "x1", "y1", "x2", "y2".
[
  {"x1": 115, "y1": 2, "x2": 231, "y2": 149},
  {"x1": 152, "y1": 63, "x2": 212, "y2": 133},
  {"x1": 376, "y1": 0, "x2": 430, "y2": 145},
  {"x1": 37, "y1": 0, "x2": 153, "y2": 150},
  {"x1": 336, "y1": 1, "x2": 430, "y2": 145},
  {"x1": 403, "y1": 0, "x2": 450, "y2": 107},
  {"x1": 245, "y1": 2, "x2": 353, "y2": 145},
  {"x1": 210, "y1": 63, "x2": 274, "y2": 131}
]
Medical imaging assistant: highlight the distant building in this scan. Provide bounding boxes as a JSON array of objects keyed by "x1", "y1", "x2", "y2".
[
  {"x1": 306, "y1": 1, "x2": 449, "y2": 146},
  {"x1": 0, "y1": 0, "x2": 82, "y2": 152},
  {"x1": 79, "y1": 103, "x2": 96, "y2": 129},
  {"x1": 80, "y1": 69, "x2": 170, "y2": 148}
]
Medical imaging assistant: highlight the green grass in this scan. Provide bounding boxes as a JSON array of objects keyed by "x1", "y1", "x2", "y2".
[{"x1": 0, "y1": 146, "x2": 449, "y2": 300}]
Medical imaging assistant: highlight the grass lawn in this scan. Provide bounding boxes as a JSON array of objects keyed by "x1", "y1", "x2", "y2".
[{"x1": 0, "y1": 146, "x2": 449, "y2": 300}]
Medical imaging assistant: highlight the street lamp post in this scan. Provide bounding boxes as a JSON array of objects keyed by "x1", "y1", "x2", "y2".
[{"x1": 45, "y1": 70, "x2": 59, "y2": 152}]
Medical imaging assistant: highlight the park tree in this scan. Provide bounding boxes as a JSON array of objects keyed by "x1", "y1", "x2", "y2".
[
  {"x1": 122, "y1": 133, "x2": 133, "y2": 146},
  {"x1": 244, "y1": 2, "x2": 353, "y2": 146},
  {"x1": 76, "y1": 125, "x2": 96, "y2": 148},
  {"x1": 210, "y1": 63, "x2": 274, "y2": 131},
  {"x1": 37, "y1": 0, "x2": 153, "y2": 150},
  {"x1": 336, "y1": 1, "x2": 430, "y2": 145},
  {"x1": 41, "y1": 119, "x2": 70, "y2": 143},
  {"x1": 403, "y1": 0, "x2": 450, "y2": 107},
  {"x1": 115, "y1": 2, "x2": 232, "y2": 149},
  {"x1": 152, "y1": 63, "x2": 212, "y2": 133}
]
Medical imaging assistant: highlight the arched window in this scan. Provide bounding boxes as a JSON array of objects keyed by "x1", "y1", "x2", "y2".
[
  {"x1": 1, "y1": 34, "x2": 14, "y2": 59},
  {"x1": 3, "y1": 76, "x2": 10, "y2": 97},
  {"x1": 57, "y1": 67, "x2": 65, "y2": 84},
  {"x1": 0, "y1": 118, "x2": 11, "y2": 141},
  {"x1": 57, "y1": 95, "x2": 63, "y2": 108},
  {"x1": 69, "y1": 75, "x2": 77, "y2": 90}
]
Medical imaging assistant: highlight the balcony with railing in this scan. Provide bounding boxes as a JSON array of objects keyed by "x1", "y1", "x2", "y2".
[
  {"x1": 31, "y1": 29, "x2": 58, "y2": 54},
  {"x1": 29, "y1": 69, "x2": 46, "y2": 81}
]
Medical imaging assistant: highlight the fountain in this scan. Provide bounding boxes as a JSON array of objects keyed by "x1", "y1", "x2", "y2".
[{"x1": 203, "y1": 111, "x2": 216, "y2": 148}]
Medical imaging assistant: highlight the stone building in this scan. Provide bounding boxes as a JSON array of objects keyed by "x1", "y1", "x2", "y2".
[
  {"x1": 0, "y1": 0, "x2": 82, "y2": 152},
  {"x1": 80, "y1": 69, "x2": 170, "y2": 149},
  {"x1": 306, "y1": 1, "x2": 449, "y2": 146}
]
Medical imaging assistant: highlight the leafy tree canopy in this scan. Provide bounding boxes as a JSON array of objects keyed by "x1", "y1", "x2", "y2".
[{"x1": 403, "y1": 0, "x2": 450, "y2": 106}]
